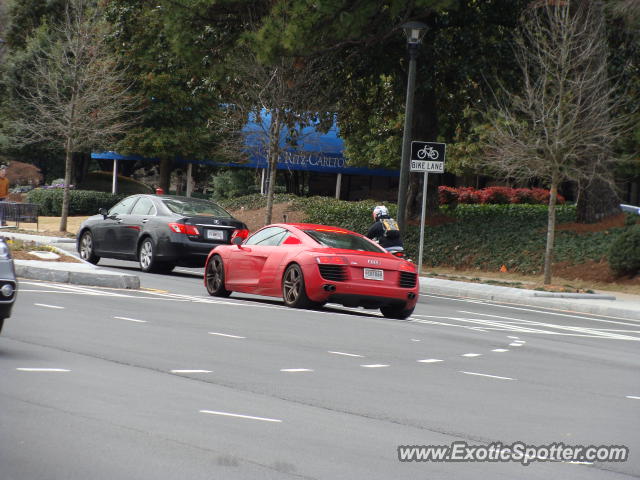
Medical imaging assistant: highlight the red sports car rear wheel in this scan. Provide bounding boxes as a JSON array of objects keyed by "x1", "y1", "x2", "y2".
[
  {"x1": 206, "y1": 255, "x2": 232, "y2": 297},
  {"x1": 380, "y1": 304, "x2": 414, "y2": 320},
  {"x1": 282, "y1": 264, "x2": 321, "y2": 309}
]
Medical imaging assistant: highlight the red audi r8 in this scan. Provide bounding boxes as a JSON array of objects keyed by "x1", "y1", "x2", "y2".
[{"x1": 203, "y1": 223, "x2": 419, "y2": 319}]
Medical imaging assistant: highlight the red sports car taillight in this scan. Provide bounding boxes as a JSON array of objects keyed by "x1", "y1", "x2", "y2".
[
  {"x1": 231, "y1": 228, "x2": 249, "y2": 242},
  {"x1": 315, "y1": 256, "x2": 348, "y2": 265},
  {"x1": 168, "y1": 222, "x2": 200, "y2": 235}
]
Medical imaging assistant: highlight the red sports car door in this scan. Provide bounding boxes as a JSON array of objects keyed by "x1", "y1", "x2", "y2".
[{"x1": 227, "y1": 226, "x2": 287, "y2": 292}]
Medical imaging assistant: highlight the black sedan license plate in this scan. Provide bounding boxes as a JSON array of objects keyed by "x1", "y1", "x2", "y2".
[
  {"x1": 206, "y1": 229, "x2": 224, "y2": 241},
  {"x1": 364, "y1": 268, "x2": 384, "y2": 281}
]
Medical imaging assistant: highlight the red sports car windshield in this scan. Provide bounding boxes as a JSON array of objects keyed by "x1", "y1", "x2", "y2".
[{"x1": 303, "y1": 229, "x2": 384, "y2": 253}]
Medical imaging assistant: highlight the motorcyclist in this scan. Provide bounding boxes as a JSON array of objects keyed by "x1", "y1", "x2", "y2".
[{"x1": 366, "y1": 205, "x2": 404, "y2": 252}]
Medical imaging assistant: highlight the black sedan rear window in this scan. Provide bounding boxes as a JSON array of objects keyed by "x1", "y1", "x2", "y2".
[
  {"x1": 162, "y1": 198, "x2": 232, "y2": 218},
  {"x1": 303, "y1": 229, "x2": 384, "y2": 253}
]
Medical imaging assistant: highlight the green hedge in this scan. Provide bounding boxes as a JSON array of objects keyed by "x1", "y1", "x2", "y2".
[
  {"x1": 220, "y1": 194, "x2": 632, "y2": 275},
  {"x1": 78, "y1": 171, "x2": 152, "y2": 194},
  {"x1": 25, "y1": 189, "x2": 128, "y2": 216},
  {"x1": 608, "y1": 225, "x2": 640, "y2": 277}
]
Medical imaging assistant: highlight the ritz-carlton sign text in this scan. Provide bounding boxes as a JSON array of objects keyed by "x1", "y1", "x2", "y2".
[{"x1": 279, "y1": 151, "x2": 347, "y2": 169}]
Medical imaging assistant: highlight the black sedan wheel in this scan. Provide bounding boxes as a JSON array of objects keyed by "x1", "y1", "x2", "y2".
[
  {"x1": 205, "y1": 255, "x2": 231, "y2": 297},
  {"x1": 138, "y1": 238, "x2": 172, "y2": 273},
  {"x1": 79, "y1": 230, "x2": 100, "y2": 264},
  {"x1": 380, "y1": 304, "x2": 415, "y2": 320},
  {"x1": 282, "y1": 264, "x2": 320, "y2": 309}
]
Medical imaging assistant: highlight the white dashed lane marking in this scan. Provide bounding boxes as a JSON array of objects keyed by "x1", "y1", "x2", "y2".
[
  {"x1": 460, "y1": 371, "x2": 515, "y2": 381},
  {"x1": 280, "y1": 369, "x2": 314, "y2": 373},
  {"x1": 361, "y1": 364, "x2": 389, "y2": 368},
  {"x1": 200, "y1": 410, "x2": 282, "y2": 423},
  {"x1": 417, "y1": 359, "x2": 443, "y2": 363},
  {"x1": 171, "y1": 370, "x2": 212, "y2": 374},
  {"x1": 328, "y1": 351, "x2": 364, "y2": 358},
  {"x1": 208, "y1": 332, "x2": 246, "y2": 339},
  {"x1": 626, "y1": 396, "x2": 640, "y2": 400},
  {"x1": 462, "y1": 353, "x2": 482, "y2": 357},
  {"x1": 114, "y1": 316, "x2": 147, "y2": 323},
  {"x1": 34, "y1": 303, "x2": 64, "y2": 309},
  {"x1": 492, "y1": 349, "x2": 509, "y2": 353},
  {"x1": 16, "y1": 368, "x2": 70, "y2": 372}
]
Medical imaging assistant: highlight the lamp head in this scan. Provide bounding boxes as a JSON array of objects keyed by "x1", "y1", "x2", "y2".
[{"x1": 402, "y1": 21, "x2": 428, "y2": 45}]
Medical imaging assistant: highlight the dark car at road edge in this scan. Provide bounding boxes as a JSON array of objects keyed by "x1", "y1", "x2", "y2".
[
  {"x1": 0, "y1": 238, "x2": 17, "y2": 334},
  {"x1": 76, "y1": 195, "x2": 249, "y2": 273}
]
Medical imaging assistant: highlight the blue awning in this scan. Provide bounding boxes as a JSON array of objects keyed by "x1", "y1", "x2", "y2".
[{"x1": 92, "y1": 112, "x2": 399, "y2": 177}]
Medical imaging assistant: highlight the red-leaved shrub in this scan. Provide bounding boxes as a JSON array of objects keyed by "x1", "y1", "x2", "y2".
[
  {"x1": 438, "y1": 186, "x2": 565, "y2": 205},
  {"x1": 438, "y1": 186, "x2": 459, "y2": 205}
]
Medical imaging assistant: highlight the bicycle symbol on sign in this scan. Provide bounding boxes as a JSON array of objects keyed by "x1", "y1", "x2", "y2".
[{"x1": 417, "y1": 145, "x2": 439, "y2": 160}]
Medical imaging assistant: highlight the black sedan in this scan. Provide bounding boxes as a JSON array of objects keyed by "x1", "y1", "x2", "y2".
[
  {"x1": 0, "y1": 238, "x2": 17, "y2": 334},
  {"x1": 76, "y1": 195, "x2": 249, "y2": 273}
]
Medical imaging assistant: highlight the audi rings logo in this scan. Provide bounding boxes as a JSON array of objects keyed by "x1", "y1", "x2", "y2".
[{"x1": 368, "y1": 259, "x2": 381, "y2": 265}]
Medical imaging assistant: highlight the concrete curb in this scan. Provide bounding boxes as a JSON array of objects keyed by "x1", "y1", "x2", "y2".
[
  {"x1": 15, "y1": 262, "x2": 140, "y2": 290},
  {"x1": 419, "y1": 277, "x2": 640, "y2": 320}
]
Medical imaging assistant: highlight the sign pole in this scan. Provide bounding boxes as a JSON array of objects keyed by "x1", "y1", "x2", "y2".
[{"x1": 417, "y1": 171, "x2": 428, "y2": 273}]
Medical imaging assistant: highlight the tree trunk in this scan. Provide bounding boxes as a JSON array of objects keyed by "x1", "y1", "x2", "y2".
[
  {"x1": 265, "y1": 109, "x2": 281, "y2": 226},
  {"x1": 59, "y1": 141, "x2": 74, "y2": 232},
  {"x1": 159, "y1": 158, "x2": 172, "y2": 193},
  {"x1": 411, "y1": 88, "x2": 439, "y2": 219},
  {"x1": 73, "y1": 152, "x2": 90, "y2": 186},
  {"x1": 543, "y1": 178, "x2": 559, "y2": 285},
  {"x1": 576, "y1": 176, "x2": 620, "y2": 223}
]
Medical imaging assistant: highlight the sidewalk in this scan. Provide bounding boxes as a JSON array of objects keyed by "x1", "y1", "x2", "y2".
[
  {"x1": 2, "y1": 230, "x2": 639, "y2": 319},
  {"x1": 1, "y1": 230, "x2": 139, "y2": 290},
  {"x1": 418, "y1": 277, "x2": 640, "y2": 320}
]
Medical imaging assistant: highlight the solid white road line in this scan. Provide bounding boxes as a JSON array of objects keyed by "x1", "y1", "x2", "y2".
[
  {"x1": 626, "y1": 396, "x2": 640, "y2": 400},
  {"x1": 16, "y1": 368, "x2": 70, "y2": 372},
  {"x1": 423, "y1": 293, "x2": 636, "y2": 323},
  {"x1": 34, "y1": 303, "x2": 64, "y2": 309},
  {"x1": 417, "y1": 359, "x2": 443, "y2": 363},
  {"x1": 200, "y1": 410, "x2": 282, "y2": 423},
  {"x1": 492, "y1": 349, "x2": 509, "y2": 353},
  {"x1": 360, "y1": 364, "x2": 389, "y2": 368},
  {"x1": 114, "y1": 316, "x2": 147, "y2": 323},
  {"x1": 280, "y1": 368, "x2": 314, "y2": 372},
  {"x1": 460, "y1": 371, "x2": 515, "y2": 381},
  {"x1": 328, "y1": 351, "x2": 364, "y2": 358},
  {"x1": 171, "y1": 370, "x2": 212, "y2": 374},
  {"x1": 462, "y1": 353, "x2": 482, "y2": 357},
  {"x1": 208, "y1": 332, "x2": 246, "y2": 339}
]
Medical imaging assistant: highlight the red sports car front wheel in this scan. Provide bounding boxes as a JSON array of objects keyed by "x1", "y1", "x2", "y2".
[{"x1": 205, "y1": 255, "x2": 232, "y2": 298}]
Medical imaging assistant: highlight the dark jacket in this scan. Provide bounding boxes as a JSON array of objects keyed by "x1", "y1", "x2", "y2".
[{"x1": 366, "y1": 217, "x2": 403, "y2": 249}]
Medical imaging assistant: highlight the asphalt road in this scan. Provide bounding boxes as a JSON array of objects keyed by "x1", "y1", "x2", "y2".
[{"x1": 1, "y1": 257, "x2": 639, "y2": 479}]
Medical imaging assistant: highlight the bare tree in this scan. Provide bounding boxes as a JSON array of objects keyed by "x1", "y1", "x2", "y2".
[
  {"x1": 214, "y1": 49, "x2": 336, "y2": 225},
  {"x1": 6, "y1": 0, "x2": 139, "y2": 231},
  {"x1": 482, "y1": 1, "x2": 628, "y2": 284}
]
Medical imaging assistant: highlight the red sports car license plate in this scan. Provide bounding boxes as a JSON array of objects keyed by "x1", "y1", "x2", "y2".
[{"x1": 363, "y1": 268, "x2": 384, "y2": 281}]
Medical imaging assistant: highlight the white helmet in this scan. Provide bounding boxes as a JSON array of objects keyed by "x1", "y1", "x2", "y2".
[{"x1": 373, "y1": 205, "x2": 388, "y2": 221}]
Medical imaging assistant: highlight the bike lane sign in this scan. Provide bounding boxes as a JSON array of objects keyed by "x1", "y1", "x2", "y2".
[
  {"x1": 411, "y1": 159, "x2": 444, "y2": 173},
  {"x1": 410, "y1": 141, "x2": 446, "y2": 172}
]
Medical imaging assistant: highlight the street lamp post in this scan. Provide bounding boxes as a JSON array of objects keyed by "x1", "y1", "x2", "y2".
[{"x1": 397, "y1": 21, "x2": 427, "y2": 233}]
